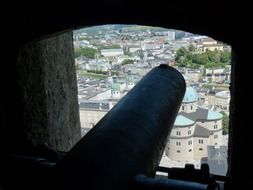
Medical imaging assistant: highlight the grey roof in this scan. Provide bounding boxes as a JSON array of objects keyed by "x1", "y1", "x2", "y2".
[
  {"x1": 201, "y1": 145, "x2": 228, "y2": 176},
  {"x1": 207, "y1": 145, "x2": 228, "y2": 160},
  {"x1": 193, "y1": 124, "x2": 211, "y2": 138},
  {"x1": 180, "y1": 108, "x2": 209, "y2": 121},
  {"x1": 79, "y1": 101, "x2": 110, "y2": 110},
  {"x1": 207, "y1": 160, "x2": 227, "y2": 176}
]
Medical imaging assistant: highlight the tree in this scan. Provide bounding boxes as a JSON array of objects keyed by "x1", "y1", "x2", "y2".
[
  {"x1": 175, "y1": 47, "x2": 188, "y2": 66},
  {"x1": 220, "y1": 50, "x2": 231, "y2": 64},
  {"x1": 176, "y1": 47, "x2": 188, "y2": 58},
  {"x1": 188, "y1": 44, "x2": 195, "y2": 52},
  {"x1": 74, "y1": 47, "x2": 98, "y2": 59},
  {"x1": 207, "y1": 50, "x2": 220, "y2": 63},
  {"x1": 220, "y1": 111, "x2": 229, "y2": 135},
  {"x1": 121, "y1": 59, "x2": 134, "y2": 65},
  {"x1": 175, "y1": 45, "x2": 230, "y2": 68}
]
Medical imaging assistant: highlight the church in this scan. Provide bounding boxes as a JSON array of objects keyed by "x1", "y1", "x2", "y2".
[{"x1": 166, "y1": 86, "x2": 223, "y2": 161}]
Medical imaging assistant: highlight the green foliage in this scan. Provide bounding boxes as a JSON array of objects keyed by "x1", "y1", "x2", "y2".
[
  {"x1": 87, "y1": 70, "x2": 108, "y2": 75},
  {"x1": 99, "y1": 44, "x2": 121, "y2": 49},
  {"x1": 176, "y1": 47, "x2": 188, "y2": 58},
  {"x1": 175, "y1": 47, "x2": 188, "y2": 67},
  {"x1": 188, "y1": 44, "x2": 195, "y2": 52},
  {"x1": 220, "y1": 111, "x2": 229, "y2": 135},
  {"x1": 175, "y1": 46, "x2": 231, "y2": 68},
  {"x1": 121, "y1": 59, "x2": 134, "y2": 65},
  {"x1": 220, "y1": 50, "x2": 231, "y2": 64},
  {"x1": 77, "y1": 70, "x2": 107, "y2": 79},
  {"x1": 74, "y1": 47, "x2": 98, "y2": 59},
  {"x1": 124, "y1": 51, "x2": 133, "y2": 56}
]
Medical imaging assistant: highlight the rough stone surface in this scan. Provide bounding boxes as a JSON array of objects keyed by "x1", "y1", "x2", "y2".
[{"x1": 17, "y1": 32, "x2": 81, "y2": 152}]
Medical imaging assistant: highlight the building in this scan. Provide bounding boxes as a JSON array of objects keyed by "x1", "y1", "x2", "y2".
[
  {"x1": 101, "y1": 48, "x2": 124, "y2": 57},
  {"x1": 166, "y1": 86, "x2": 223, "y2": 161},
  {"x1": 79, "y1": 100, "x2": 112, "y2": 136},
  {"x1": 207, "y1": 90, "x2": 230, "y2": 112},
  {"x1": 195, "y1": 37, "x2": 224, "y2": 53},
  {"x1": 205, "y1": 68, "x2": 230, "y2": 83},
  {"x1": 183, "y1": 70, "x2": 202, "y2": 83},
  {"x1": 214, "y1": 90, "x2": 230, "y2": 111},
  {"x1": 167, "y1": 31, "x2": 176, "y2": 41},
  {"x1": 79, "y1": 72, "x2": 138, "y2": 135}
]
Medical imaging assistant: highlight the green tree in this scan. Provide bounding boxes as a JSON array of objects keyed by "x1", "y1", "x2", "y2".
[
  {"x1": 175, "y1": 45, "x2": 230, "y2": 68},
  {"x1": 220, "y1": 111, "x2": 229, "y2": 135},
  {"x1": 176, "y1": 47, "x2": 188, "y2": 58},
  {"x1": 188, "y1": 44, "x2": 195, "y2": 52},
  {"x1": 207, "y1": 50, "x2": 220, "y2": 63},
  {"x1": 74, "y1": 47, "x2": 98, "y2": 59},
  {"x1": 175, "y1": 47, "x2": 188, "y2": 66},
  {"x1": 121, "y1": 59, "x2": 134, "y2": 65},
  {"x1": 220, "y1": 50, "x2": 231, "y2": 64}
]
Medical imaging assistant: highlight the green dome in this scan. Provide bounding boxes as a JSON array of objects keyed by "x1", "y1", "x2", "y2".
[
  {"x1": 174, "y1": 115, "x2": 195, "y2": 126},
  {"x1": 207, "y1": 110, "x2": 223, "y2": 120},
  {"x1": 183, "y1": 86, "x2": 198, "y2": 103}
]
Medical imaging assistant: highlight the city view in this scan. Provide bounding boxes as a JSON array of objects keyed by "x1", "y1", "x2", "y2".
[{"x1": 74, "y1": 25, "x2": 231, "y2": 176}]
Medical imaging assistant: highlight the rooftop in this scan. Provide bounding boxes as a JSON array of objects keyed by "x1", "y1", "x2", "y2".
[
  {"x1": 174, "y1": 115, "x2": 195, "y2": 127},
  {"x1": 79, "y1": 100, "x2": 110, "y2": 110},
  {"x1": 182, "y1": 86, "x2": 198, "y2": 103},
  {"x1": 207, "y1": 110, "x2": 223, "y2": 120},
  {"x1": 180, "y1": 107, "x2": 223, "y2": 121},
  {"x1": 193, "y1": 124, "x2": 211, "y2": 138}
]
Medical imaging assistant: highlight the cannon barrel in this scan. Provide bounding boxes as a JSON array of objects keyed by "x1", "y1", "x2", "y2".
[{"x1": 56, "y1": 64, "x2": 186, "y2": 190}]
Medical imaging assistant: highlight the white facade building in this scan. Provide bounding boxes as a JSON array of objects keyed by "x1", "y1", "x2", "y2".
[{"x1": 101, "y1": 49, "x2": 124, "y2": 57}]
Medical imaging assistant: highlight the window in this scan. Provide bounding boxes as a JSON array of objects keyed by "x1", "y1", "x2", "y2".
[
  {"x1": 214, "y1": 134, "x2": 218, "y2": 139},
  {"x1": 74, "y1": 25, "x2": 231, "y2": 177},
  {"x1": 177, "y1": 150, "x2": 181, "y2": 153},
  {"x1": 199, "y1": 148, "x2": 203, "y2": 151}
]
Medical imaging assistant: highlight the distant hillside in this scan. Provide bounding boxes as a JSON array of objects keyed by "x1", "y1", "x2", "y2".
[
  {"x1": 121, "y1": 25, "x2": 169, "y2": 32},
  {"x1": 74, "y1": 24, "x2": 131, "y2": 35},
  {"x1": 74, "y1": 24, "x2": 171, "y2": 35}
]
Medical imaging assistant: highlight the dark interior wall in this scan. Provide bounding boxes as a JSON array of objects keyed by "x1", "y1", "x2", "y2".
[
  {"x1": 16, "y1": 32, "x2": 81, "y2": 152},
  {"x1": 0, "y1": 1, "x2": 252, "y2": 189}
]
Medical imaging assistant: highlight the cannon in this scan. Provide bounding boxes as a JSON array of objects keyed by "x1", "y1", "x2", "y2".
[{"x1": 55, "y1": 64, "x2": 186, "y2": 190}]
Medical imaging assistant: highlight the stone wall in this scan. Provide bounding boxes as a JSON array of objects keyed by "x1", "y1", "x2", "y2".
[{"x1": 17, "y1": 32, "x2": 81, "y2": 152}]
